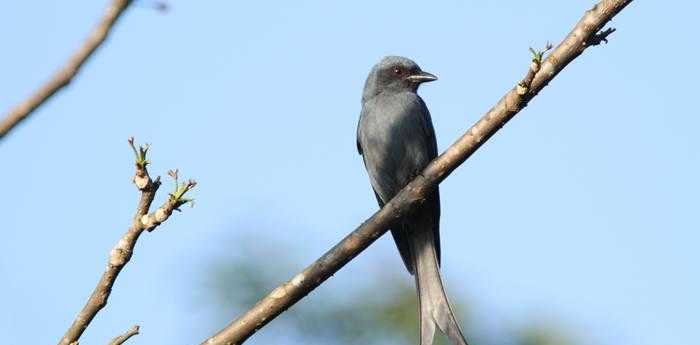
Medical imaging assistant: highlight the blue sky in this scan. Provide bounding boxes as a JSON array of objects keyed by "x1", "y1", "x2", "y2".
[{"x1": 1, "y1": 1, "x2": 698, "y2": 344}]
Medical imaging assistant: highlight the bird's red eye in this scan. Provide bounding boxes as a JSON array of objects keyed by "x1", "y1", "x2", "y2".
[{"x1": 393, "y1": 66, "x2": 402, "y2": 75}]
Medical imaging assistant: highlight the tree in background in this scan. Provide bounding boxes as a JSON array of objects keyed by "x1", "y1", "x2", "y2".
[{"x1": 205, "y1": 235, "x2": 578, "y2": 345}]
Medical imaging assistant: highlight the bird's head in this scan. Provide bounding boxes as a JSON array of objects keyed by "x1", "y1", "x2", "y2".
[{"x1": 362, "y1": 56, "x2": 437, "y2": 102}]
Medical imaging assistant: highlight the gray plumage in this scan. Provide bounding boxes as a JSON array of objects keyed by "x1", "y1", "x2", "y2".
[{"x1": 357, "y1": 56, "x2": 468, "y2": 345}]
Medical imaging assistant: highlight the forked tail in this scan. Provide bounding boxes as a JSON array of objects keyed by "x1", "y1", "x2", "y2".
[{"x1": 411, "y1": 224, "x2": 468, "y2": 345}]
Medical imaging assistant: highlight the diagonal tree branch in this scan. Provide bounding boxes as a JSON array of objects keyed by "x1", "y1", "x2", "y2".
[
  {"x1": 108, "y1": 325, "x2": 140, "y2": 345},
  {"x1": 0, "y1": 0, "x2": 134, "y2": 141},
  {"x1": 201, "y1": 0, "x2": 634, "y2": 344},
  {"x1": 58, "y1": 138, "x2": 196, "y2": 345}
]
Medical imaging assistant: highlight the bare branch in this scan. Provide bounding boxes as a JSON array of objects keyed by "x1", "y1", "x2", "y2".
[
  {"x1": 108, "y1": 325, "x2": 140, "y2": 345},
  {"x1": 58, "y1": 138, "x2": 196, "y2": 345},
  {"x1": 0, "y1": 0, "x2": 134, "y2": 141},
  {"x1": 200, "y1": 0, "x2": 633, "y2": 344}
]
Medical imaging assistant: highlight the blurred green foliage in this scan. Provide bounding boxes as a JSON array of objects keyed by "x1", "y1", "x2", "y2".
[{"x1": 203, "y1": 236, "x2": 578, "y2": 345}]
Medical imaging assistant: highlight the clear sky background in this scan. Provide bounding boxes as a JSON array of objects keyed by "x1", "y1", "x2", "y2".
[{"x1": 1, "y1": 1, "x2": 698, "y2": 344}]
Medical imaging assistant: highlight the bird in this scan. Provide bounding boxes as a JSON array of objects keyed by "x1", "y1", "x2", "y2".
[{"x1": 356, "y1": 56, "x2": 468, "y2": 345}]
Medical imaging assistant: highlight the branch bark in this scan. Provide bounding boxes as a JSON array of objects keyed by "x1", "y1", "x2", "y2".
[
  {"x1": 108, "y1": 325, "x2": 140, "y2": 345},
  {"x1": 201, "y1": 0, "x2": 633, "y2": 344},
  {"x1": 58, "y1": 138, "x2": 196, "y2": 345},
  {"x1": 0, "y1": 0, "x2": 133, "y2": 141}
]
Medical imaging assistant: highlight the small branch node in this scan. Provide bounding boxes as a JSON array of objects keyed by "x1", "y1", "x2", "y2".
[
  {"x1": 518, "y1": 42, "x2": 554, "y2": 98},
  {"x1": 168, "y1": 169, "x2": 197, "y2": 210},
  {"x1": 529, "y1": 41, "x2": 553, "y2": 68},
  {"x1": 108, "y1": 238, "x2": 131, "y2": 266},
  {"x1": 128, "y1": 136, "x2": 150, "y2": 171},
  {"x1": 129, "y1": 137, "x2": 152, "y2": 190},
  {"x1": 587, "y1": 27, "x2": 617, "y2": 46},
  {"x1": 516, "y1": 83, "x2": 529, "y2": 96},
  {"x1": 140, "y1": 170, "x2": 195, "y2": 232},
  {"x1": 108, "y1": 324, "x2": 140, "y2": 345}
]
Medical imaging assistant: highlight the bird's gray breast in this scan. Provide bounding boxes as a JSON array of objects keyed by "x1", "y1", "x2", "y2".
[{"x1": 357, "y1": 91, "x2": 437, "y2": 203}]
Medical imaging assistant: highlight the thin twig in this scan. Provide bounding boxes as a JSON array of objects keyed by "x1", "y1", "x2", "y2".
[
  {"x1": 58, "y1": 138, "x2": 196, "y2": 345},
  {"x1": 200, "y1": 0, "x2": 634, "y2": 344},
  {"x1": 0, "y1": 0, "x2": 134, "y2": 141},
  {"x1": 108, "y1": 325, "x2": 140, "y2": 345}
]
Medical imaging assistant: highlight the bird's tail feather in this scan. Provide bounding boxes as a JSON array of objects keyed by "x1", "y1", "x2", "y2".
[{"x1": 411, "y1": 223, "x2": 468, "y2": 345}]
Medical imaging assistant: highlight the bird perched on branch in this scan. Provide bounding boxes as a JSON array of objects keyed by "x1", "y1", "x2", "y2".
[{"x1": 356, "y1": 56, "x2": 469, "y2": 345}]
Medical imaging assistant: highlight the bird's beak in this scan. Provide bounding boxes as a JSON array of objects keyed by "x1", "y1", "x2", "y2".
[{"x1": 406, "y1": 71, "x2": 438, "y2": 84}]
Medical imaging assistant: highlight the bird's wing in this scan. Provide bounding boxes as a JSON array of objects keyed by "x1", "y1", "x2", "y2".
[
  {"x1": 416, "y1": 97, "x2": 439, "y2": 158},
  {"x1": 358, "y1": 101, "x2": 414, "y2": 270},
  {"x1": 356, "y1": 115, "x2": 363, "y2": 155},
  {"x1": 356, "y1": 100, "x2": 399, "y2": 202},
  {"x1": 357, "y1": 93, "x2": 441, "y2": 270},
  {"x1": 415, "y1": 97, "x2": 441, "y2": 263}
]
